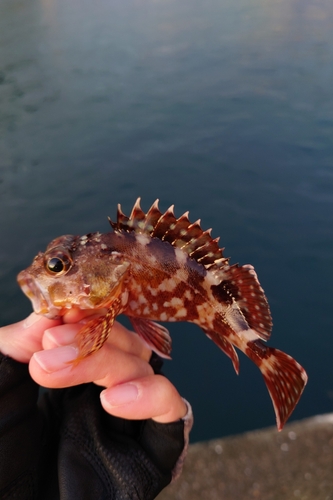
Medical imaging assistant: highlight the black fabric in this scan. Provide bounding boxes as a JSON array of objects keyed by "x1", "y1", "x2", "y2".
[{"x1": 0, "y1": 353, "x2": 185, "y2": 500}]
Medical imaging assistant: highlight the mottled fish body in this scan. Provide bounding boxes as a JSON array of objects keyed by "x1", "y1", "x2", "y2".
[{"x1": 18, "y1": 199, "x2": 307, "y2": 430}]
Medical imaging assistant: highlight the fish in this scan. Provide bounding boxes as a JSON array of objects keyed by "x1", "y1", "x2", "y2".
[{"x1": 17, "y1": 198, "x2": 307, "y2": 430}]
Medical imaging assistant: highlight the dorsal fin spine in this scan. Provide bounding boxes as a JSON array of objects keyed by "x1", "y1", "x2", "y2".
[{"x1": 130, "y1": 197, "x2": 142, "y2": 218}]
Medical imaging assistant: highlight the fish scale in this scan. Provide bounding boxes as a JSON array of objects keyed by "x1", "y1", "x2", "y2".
[{"x1": 17, "y1": 198, "x2": 307, "y2": 430}]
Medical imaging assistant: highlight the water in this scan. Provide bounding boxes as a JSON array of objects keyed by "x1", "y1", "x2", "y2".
[{"x1": 0, "y1": 0, "x2": 332, "y2": 442}]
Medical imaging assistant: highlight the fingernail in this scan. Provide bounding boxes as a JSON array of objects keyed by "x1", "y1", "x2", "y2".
[
  {"x1": 33, "y1": 346, "x2": 78, "y2": 373},
  {"x1": 101, "y1": 383, "x2": 139, "y2": 407},
  {"x1": 24, "y1": 313, "x2": 42, "y2": 328}
]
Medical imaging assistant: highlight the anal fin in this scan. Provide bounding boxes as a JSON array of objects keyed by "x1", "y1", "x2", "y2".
[
  {"x1": 203, "y1": 329, "x2": 239, "y2": 374},
  {"x1": 129, "y1": 317, "x2": 172, "y2": 359}
]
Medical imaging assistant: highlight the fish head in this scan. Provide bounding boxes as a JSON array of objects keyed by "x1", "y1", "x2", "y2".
[{"x1": 17, "y1": 233, "x2": 130, "y2": 318}]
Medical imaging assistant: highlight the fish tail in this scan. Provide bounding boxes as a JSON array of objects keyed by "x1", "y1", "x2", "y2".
[{"x1": 246, "y1": 340, "x2": 308, "y2": 430}]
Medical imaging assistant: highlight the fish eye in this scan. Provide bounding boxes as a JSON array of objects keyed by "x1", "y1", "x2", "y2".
[
  {"x1": 47, "y1": 257, "x2": 65, "y2": 273},
  {"x1": 45, "y1": 251, "x2": 72, "y2": 275}
]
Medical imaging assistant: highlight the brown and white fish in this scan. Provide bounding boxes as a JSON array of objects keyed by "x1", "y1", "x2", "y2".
[{"x1": 17, "y1": 199, "x2": 307, "y2": 430}]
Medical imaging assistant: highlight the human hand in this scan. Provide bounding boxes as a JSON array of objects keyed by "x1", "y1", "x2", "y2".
[{"x1": 0, "y1": 311, "x2": 187, "y2": 423}]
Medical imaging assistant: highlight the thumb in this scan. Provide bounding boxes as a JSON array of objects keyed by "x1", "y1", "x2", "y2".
[{"x1": 0, "y1": 313, "x2": 61, "y2": 363}]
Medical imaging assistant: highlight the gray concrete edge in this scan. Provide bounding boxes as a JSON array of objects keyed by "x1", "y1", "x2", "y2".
[{"x1": 157, "y1": 413, "x2": 333, "y2": 500}]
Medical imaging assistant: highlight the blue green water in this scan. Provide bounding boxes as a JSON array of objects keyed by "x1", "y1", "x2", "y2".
[{"x1": 0, "y1": 0, "x2": 332, "y2": 442}]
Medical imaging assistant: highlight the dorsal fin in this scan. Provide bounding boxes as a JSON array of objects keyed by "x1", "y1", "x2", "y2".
[{"x1": 108, "y1": 199, "x2": 227, "y2": 267}]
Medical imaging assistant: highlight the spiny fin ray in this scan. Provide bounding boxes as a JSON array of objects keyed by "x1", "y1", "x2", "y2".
[{"x1": 108, "y1": 198, "x2": 226, "y2": 267}]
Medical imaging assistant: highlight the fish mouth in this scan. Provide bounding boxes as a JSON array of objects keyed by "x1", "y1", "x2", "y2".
[{"x1": 17, "y1": 271, "x2": 61, "y2": 319}]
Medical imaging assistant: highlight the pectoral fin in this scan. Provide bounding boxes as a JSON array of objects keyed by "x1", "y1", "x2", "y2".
[
  {"x1": 129, "y1": 317, "x2": 172, "y2": 359},
  {"x1": 72, "y1": 299, "x2": 122, "y2": 364}
]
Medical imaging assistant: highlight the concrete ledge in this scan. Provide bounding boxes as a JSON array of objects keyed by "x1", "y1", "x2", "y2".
[{"x1": 157, "y1": 414, "x2": 333, "y2": 500}]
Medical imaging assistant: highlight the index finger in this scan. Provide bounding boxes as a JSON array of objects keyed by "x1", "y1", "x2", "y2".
[{"x1": 0, "y1": 313, "x2": 61, "y2": 363}]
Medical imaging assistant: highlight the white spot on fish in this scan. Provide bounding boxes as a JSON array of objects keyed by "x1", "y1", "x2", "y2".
[
  {"x1": 147, "y1": 285, "x2": 158, "y2": 296},
  {"x1": 101, "y1": 243, "x2": 108, "y2": 250},
  {"x1": 143, "y1": 306, "x2": 150, "y2": 315},
  {"x1": 152, "y1": 303, "x2": 158, "y2": 311},
  {"x1": 121, "y1": 290, "x2": 129, "y2": 307},
  {"x1": 111, "y1": 251, "x2": 123, "y2": 258},
  {"x1": 206, "y1": 270, "x2": 223, "y2": 286},
  {"x1": 136, "y1": 233, "x2": 151, "y2": 246},
  {"x1": 159, "y1": 277, "x2": 177, "y2": 292},
  {"x1": 129, "y1": 300, "x2": 138, "y2": 311},
  {"x1": 259, "y1": 357, "x2": 276, "y2": 376},
  {"x1": 160, "y1": 312, "x2": 168, "y2": 321},
  {"x1": 131, "y1": 281, "x2": 142, "y2": 295},
  {"x1": 196, "y1": 303, "x2": 215, "y2": 328},
  {"x1": 240, "y1": 328, "x2": 260, "y2": 342},
  {"x1": 175, "y1": 247, "x2": 188, "y2": 266},
  {"x1": 138, "y1": 294, "x2": 147, "y2": 305},
  {"x1": 170, "y1": 297, "x2": 184, "y2": 307},
  {"x1": 147, "y1": 254, "x2": 158, "y2": 266},
  {"x1": 175, "y1": 307, "x2": 187, "y2": 318}
]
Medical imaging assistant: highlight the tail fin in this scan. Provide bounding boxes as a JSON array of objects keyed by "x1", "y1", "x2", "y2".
[{"x1": 247, "y1": 341, "x2": 308, "y2": 430}]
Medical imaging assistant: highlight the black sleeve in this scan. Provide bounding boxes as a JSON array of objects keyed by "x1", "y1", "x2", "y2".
[
  {"x1": 0, "y1": 353, "x2": 187, "y2": 500},
  {"x1": 0, "y1": 354, "x2": 45, "y2": 498}
]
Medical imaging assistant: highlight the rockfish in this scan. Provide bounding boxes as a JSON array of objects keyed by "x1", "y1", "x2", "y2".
[{"x1": 17, "y1": 199, "x2": 307, "y2": 430}]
